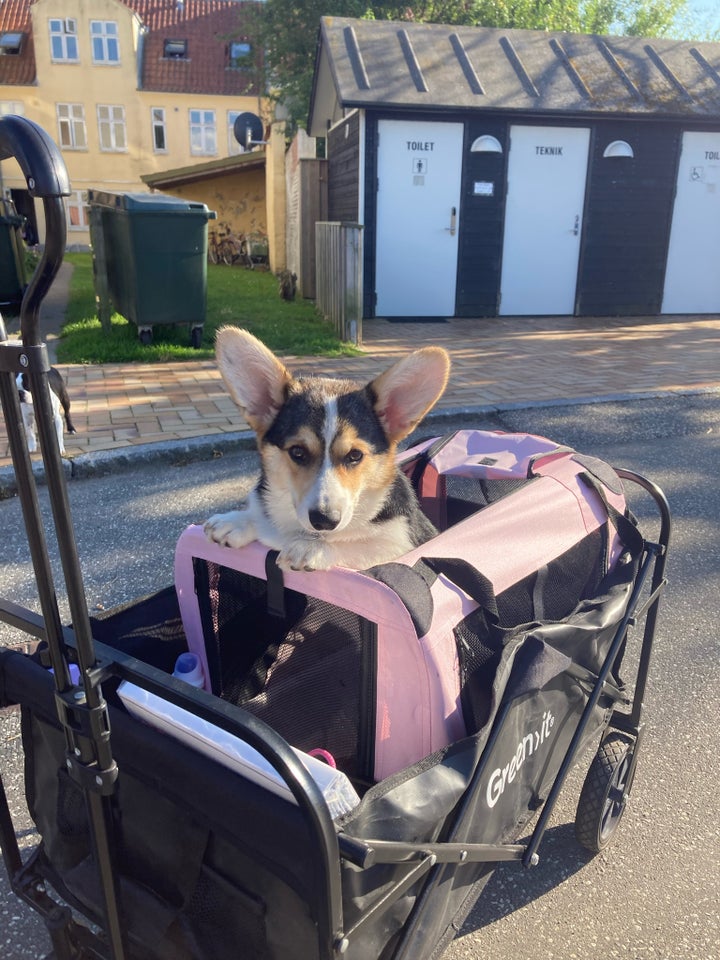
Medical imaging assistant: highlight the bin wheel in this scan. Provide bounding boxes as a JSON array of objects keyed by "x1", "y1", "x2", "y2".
[
  {"x1": 139, "y1": 329, "x2": 153, "y2": 346},
  {"x1": 190, "y1": 326, "x2": 203, "y2": 349},
  {"x1": 575, "y1": 732, "x2": 635, "y2": 854}
]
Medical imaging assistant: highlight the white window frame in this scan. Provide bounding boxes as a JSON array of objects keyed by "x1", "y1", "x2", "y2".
[
  {"x1": 227, "y1": 111, "x2": 246, "y2": 156},
  {"x1": 151, "y1": 107, "x2": 167, "y2": 153},
  {"x1": 49, "y1": 18, "x2": 79, "y2": 63},
  {"x1": 56, "y1": 103, "x2": 86, "y2": 150},
  {"x1": 0, "y1": 101, "x2": 25, "y2": 117},
  {"x1": 90, "y1": 20, "x2": 120, "y2": 65},
  {"x1": 97, "y1": 104, "x2": 127, "y2": 152},
  {"x1": 189, "y1": 108, "x2": 216, "y2": 156},
  {"x1": 66, "y1": 190, "x2": 88, "y2": 231}
]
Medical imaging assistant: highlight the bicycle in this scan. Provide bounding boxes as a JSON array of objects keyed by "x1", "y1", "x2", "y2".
[
  {"x1": 219, "y1": 227, "x2": 250, "y2": 267},
  {"x1": 207, "y1": 228, "x2": 222, "y2": 264},
  {"x1": 208, "y1": 223, "x2": 246, "y2": 266}
]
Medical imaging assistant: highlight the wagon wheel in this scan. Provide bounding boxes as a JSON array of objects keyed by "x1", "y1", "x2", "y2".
[{"x1": 575, "y1": 732, "x2": 636, "y2": 853}]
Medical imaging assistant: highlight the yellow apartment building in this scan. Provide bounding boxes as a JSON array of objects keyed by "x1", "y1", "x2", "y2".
[{"x1": 0, "y1": 0, "x2": 286, "y2": 268}]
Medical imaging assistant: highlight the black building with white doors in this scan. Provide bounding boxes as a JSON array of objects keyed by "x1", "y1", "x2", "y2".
[{"x1": 309, "y1": 18, "x2": 720, "y2": 320}]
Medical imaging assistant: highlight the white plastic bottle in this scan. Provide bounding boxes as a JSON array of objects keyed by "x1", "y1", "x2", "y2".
[{"x1": 172, "y1": 652, "x2": 205, "y2": 688}]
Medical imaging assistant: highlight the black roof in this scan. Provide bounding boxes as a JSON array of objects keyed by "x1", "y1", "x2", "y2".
[{"x1": 308, "y1": 16, "x2": 720, "y2": 135}]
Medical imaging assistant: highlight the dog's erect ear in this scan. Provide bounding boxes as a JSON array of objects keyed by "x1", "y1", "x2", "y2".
[
  {"x1": 215, "y1": 327, "x2": 291, "y2": 434},
  {"x1": 370, "y1": 347, "x2": 450, "y2": 444}
]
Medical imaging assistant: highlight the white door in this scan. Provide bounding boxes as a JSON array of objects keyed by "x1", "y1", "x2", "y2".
[
  {"x1": 375, "y1": 120, "x2": 463, "y2": 317},
  {"x1": 500, "y1": 125, "x2": 590, "y2": 315},
  {"x1": 662, "y1": 131, "x2": 720, "y2": 313}
]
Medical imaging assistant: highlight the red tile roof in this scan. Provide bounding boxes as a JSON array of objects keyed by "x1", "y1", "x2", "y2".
[
  {"x1": 0, "y1": 0, "x2": 35, "y2": 86},
  {"x1": 130, "y1": 1, "x2": 261, "y2": 95},
  {"x1": 0, "y1": 0, "x2": 261, "y2": 95}
]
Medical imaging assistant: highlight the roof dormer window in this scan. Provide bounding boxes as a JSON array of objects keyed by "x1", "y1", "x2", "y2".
[
  {"x1": 0, "y1": 32, "x2": 24, "y2": 56},
  {"x1": 228, "y1": 40, "x2": 252, "y2": 69},
  {"x1": 163, "y1": 39, "x2": 188, "y2": 60}
]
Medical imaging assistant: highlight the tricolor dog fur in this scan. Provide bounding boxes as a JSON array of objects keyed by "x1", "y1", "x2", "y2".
[
  {"x1": 17, "y1": 367, "x2": 76, "y2": 457},
  {"x1": 204, "y1": 327, "x2": 450, "y2": 571}
]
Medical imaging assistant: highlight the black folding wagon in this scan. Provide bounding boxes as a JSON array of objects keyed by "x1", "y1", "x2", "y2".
[{"x1": 0, "y1": 117, "x2": 670, "y2": 960}]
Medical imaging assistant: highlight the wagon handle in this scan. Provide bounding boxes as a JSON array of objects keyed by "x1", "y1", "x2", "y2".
[
  {"x1": 0, "y1": 115, "x2": 70, "y2": 347},
  {"x1": 0, "y1": 117, "x2": 131, "y2": 958}
]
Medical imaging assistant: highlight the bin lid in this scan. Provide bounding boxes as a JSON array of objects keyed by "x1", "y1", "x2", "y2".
[{"x1": 87, "y1": 190, "x2": 214, "y2": 215}]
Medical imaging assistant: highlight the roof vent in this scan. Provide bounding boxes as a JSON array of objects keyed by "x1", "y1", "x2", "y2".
[
  {"x1": 603, "y1": 140, "x2": 634, "y2": 158},
  {"x1": 471, "y1": 135, "x2": 503, "y2": 154}
]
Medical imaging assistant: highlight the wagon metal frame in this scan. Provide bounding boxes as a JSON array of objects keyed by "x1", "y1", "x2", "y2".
[{"x1": 0, "y1": 117, "x2": 670, "y2": 960}]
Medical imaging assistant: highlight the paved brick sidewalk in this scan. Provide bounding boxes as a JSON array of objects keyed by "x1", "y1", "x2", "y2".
[{"x1": 1, "y1": 310, "x2": 719, "y2": 468}]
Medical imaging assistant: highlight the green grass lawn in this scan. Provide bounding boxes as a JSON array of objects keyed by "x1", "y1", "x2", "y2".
[{"x1": 55, "y1": 252, "x2": 358, "y2": 364}]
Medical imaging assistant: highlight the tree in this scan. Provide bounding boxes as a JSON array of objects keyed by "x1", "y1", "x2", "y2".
[{"x1": 248, "y1": 0, "x2": 692, "y2": 128}]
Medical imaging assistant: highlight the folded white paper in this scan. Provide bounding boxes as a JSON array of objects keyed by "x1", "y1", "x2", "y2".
[{"x1": 118, "y1": 681, "x2": 361, "y2": 820}]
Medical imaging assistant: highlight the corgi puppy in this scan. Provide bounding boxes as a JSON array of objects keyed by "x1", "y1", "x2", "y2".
[
  {"x1": 204, "y1": 327, "x2": 450, "y2": 571},
  {"x1": 17, "y1": 367, "x2": 76, "y2": 457}
]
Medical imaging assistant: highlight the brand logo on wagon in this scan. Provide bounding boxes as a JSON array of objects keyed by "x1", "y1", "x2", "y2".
[{"x1": 485, "y1": 711, "x2": 555, "y2": 808}]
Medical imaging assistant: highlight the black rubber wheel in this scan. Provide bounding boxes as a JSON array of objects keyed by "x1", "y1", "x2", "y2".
[
  {"x1": 575, "y1": 732, "x2": 635, "y2": 853},
  {"x1": 139, "y1": 329, "x2": 153, "y2": 346},
  {"x1": 190, "y1": 326, "x2": 203, "y2": 349}
]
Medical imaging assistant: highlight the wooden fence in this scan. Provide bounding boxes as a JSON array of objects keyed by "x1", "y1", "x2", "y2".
[{"x1": 315, "y1": 222, "x2": 363, "y2": 345}]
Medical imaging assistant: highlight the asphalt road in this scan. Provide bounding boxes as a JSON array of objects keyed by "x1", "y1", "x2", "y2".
[{"x1": 1, "y1": 392, "x2": 718, "y2": 959}]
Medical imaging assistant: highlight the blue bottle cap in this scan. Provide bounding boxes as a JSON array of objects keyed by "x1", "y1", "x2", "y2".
[{"x1": 175, "y1": 652, "x2": 199, "y2": 674}]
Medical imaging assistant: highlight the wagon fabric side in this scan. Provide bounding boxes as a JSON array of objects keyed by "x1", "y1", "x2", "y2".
[{"x1": 167, "y1": 431, "x2": 643, "y2": 958}]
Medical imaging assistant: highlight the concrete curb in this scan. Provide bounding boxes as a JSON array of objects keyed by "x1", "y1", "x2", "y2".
[
  {"x1": 0, "y1": 430, "x2": 257, "y2": 499},
  {"x1": 2, "y1": 385, "x2": 719, "y2": 500}
]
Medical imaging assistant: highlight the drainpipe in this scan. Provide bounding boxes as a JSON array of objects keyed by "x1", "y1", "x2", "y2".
[{"x1": 137, "y1": 25, "x2": 148, "y2": 90}]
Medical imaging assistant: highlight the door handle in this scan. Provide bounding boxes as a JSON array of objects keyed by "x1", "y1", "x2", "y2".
[
  {"x1": 445, "y1": 206, "x2": 457, "y2": 236},
  {"x1": 573, "y1": 214, "x2": 580, "y2": 236}
]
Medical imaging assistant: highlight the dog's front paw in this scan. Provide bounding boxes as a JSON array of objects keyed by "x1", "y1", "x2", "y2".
[
  {"x1": 204, "y1": 510, "x2": 256, "y2": 549},
  {"x1": 277, "y1": 536, "x2": 334, "y2": 572}
]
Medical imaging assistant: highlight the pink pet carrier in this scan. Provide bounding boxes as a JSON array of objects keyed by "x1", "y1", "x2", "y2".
[{"x1": 174, "y1": 430, "x2": 634, "y2": 783}]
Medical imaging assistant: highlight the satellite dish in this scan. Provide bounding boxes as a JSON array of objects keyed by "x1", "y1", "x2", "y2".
[{"x1": 233, "y1": 112, "x2": 264, "y2": 150}]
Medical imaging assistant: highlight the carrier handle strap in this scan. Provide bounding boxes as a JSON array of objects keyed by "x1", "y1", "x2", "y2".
[
  {"x1": 402, "y1": 431, "x2": 457, "y2": 491},
  {"x1": 265, "y1": 551, "x2": 286, "y2": 619},
  {"x1": 416, "y1": 556, "x2": 499, "y2": 620},
  {"x1": 578, "y1": 470, "x2": 644, "y2": 557}
]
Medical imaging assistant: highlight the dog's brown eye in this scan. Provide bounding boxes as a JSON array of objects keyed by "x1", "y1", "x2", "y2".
[
  {"x1": 344, "y1": 449, "x2": 364, "y2": 466},
  {"x1": 288, "y1": 445, "x2": 309, "y2": 465}
]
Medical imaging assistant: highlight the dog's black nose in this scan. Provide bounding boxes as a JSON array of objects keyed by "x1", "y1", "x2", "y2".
[{"x1": 309, "y1": 509, "x2": 340, "y2": 531}]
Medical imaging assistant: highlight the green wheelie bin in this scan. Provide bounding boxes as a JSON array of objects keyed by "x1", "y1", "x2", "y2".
[{"x1": 88, "y1": 190, "x2": 215, "y2": 347}]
